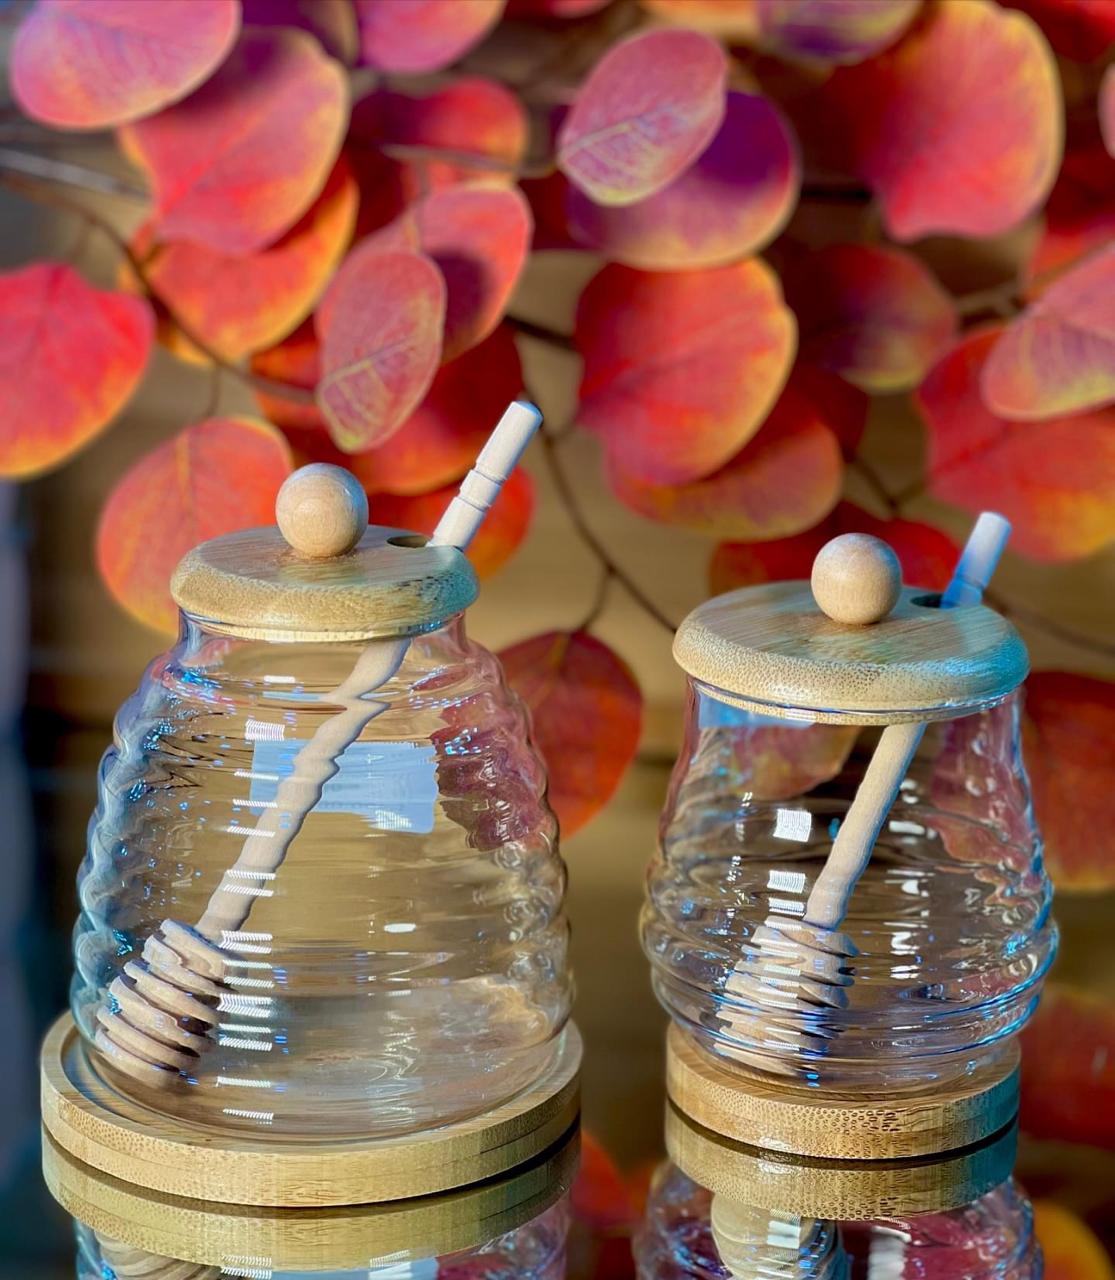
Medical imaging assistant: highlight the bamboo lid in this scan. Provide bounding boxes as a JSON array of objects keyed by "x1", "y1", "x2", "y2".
[
  {"x1": 43, "y1": 1125, "x2": 578, "y2": 1272},
  {"x1": 673, "y1": 534, "x2": 1028, "y2": 725},
  {"x1": 665, "y1": 1103, "x2": 1017, "y2": 1221},
  {"x1": 171, "y1": 464, "x2": 478, "y2": 641}
]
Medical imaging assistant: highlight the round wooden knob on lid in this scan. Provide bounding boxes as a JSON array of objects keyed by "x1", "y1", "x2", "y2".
[
  {"x1": 810, "y1": 534, "x2": 901, "y2": 626},
  {"x1": 170, "y1": 465, "x2": 478, "y2": 641}
]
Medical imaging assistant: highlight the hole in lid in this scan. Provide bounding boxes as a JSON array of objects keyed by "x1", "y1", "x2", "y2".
[
  {"x1": 387, "y1": 534, "x2": 429, "y2": 549},
  {"x1": 911, "y1": 592, "x2": 943, "y2": 610}
]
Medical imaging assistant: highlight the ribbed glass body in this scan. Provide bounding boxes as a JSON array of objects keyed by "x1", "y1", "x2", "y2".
[
  {"x1": 634, "y1": 1164, "x2": 1039, "y2": 1280},
  {"x1": 72, "y1": 613, "x2": 571, "y2": 1136},
  {"x1": 75, "y1": 1199, "x2": 570, "y2": 1280},
  {"x1": 641, "y1": 684, "x2": 1056, "y2": 1087}
]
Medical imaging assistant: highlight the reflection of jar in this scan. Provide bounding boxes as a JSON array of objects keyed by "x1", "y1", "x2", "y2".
[
  {"x1": 47, "y1": 1123, "x2": 575, "y2": 1280},
  {"x1": 641, "y1": 541, "x2": 1055, "y2": 1138},
  {"x1": 634, "y1": 1109, "x2": 1037, "y2": 1280},
  {"x1": 46, "y1": 468, "x2": 577, "y2": 1203}
]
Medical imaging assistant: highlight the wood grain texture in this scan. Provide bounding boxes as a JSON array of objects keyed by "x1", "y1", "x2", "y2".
[
  {"x1": 275, "y1": 464, "x2": 369, "y2": 559},
  {"x1": 665, "y1": 1025, "x2": 1019, "y2": 1160},
  {"x1": 673, "y1": 583, "x2": 1028, "y2": 724},
  {"x1": 665, "y1": 1103, "x2": 1018, "y2": 1220},
  {"x1": 42, "y1": 1015, "x2": 581, "y2": 1207},
  {"x1": 171, "y1": 525, "x2": 478, "y2": 641},
  {"x1": 810, "y1": 534, "x2": 902, "y2": 626},
  {"x1": 42, "y1": 1125, "x2": 578, "y2": 1270}
]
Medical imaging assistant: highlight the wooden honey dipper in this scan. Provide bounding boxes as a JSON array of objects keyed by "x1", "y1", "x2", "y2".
[
  {"x1": 95, "y1": 401, "x2": 543, "y2": 1087},
  {"x1": 725, "y1": 514, "x2": 1012, "y2": 1059}
]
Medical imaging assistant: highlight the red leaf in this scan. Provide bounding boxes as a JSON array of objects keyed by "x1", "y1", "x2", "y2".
[
  {"x1": 566, "y1": 90, "x2": 799, "y2": 269},
  {"x1": 557, "y1": 28, "x2": 727, "y2": 207},
  {"x1": 121, "y1": 27, "x2": 348, "y2": 254},
  {"x1": 572, "y1": 1132, "x2": 638, "y2": 1232},
  {"x1": 347, "y1": 326, "x2": 523, "y2": 495},
  {"x1": 811, "y1": 0, "x2": 1062, "y2": 240},
  {"x1": 507, "y1": 0, "x2": 611, "y2": 14},
  {"x1": 756, "y1": 0, "x2": 920, "y2": 63},
  {"x1": 500, "y1": 632, "x2": 642, "y2": 836},
  {"x1": 607, "y1": 376, "x2": 842, "y2": 539},
  {"x1": 1032, "y1": 1202, "x2": 1115, "y2": 1280},
  {"x1": 999, "y1": 0, "x2": 1115, "y2": 61},
  {"x1": 12, "y1": 0, "x2": 239, "y2": 129},
  {"x1": 370, "y1": 469, "x2": 534, "y2": 579},
  {"x1": 138, "y1": 157, "x2": 357, "y2": 362},
  {"x1": 1023, "y1": 672, "x2": 1115, "y2": 892},
  {"x1": 250, "y1": 319, "x2": 326, "y2": 433},
  {"x1": 785, "y1": 243, "x2": 956, "y2": 393},
  {"x1": 354, "y1": 0, "x2": 505, "y2": 73},
  {"x1": 576, "y1": 260, "x2": 796, "y2": 484},
  {"x1": 0, "y1": 264, "x2": 153, "y2": 479},
  {"x1": 240, "y1": 0, "x2": 358, "y2": 62},
  {"x1": 710, "y1": 502, "x2": 959, "y2": 595},
  {"x1": 791, "y1": 364, "x2": 868, "y2": 459},
  {"x1": 1021, "y1": 986, "x2": 1115, "y2": 1148},
  {"x1": 1027, "y1": 137, "x2": 1115, "y2": 283},
  {"x1": 916, "y1": 328, "x2": 1115, "y2": 562},
  {"x1": 984, "y1": 244, "x2": 1115, "y2": 420},
  {"x1": 316, "y1": 251, "x2": 446, "y2": 452},
  {"x1": 341, "y1": 186, "x2": 531, "y2": 361},
  {"x1": 1101, "y1": 64, "x2": 1115, "y2": 157},
  {"x1": 96, "y1": 417, "x2": 292, "y2": 632}
]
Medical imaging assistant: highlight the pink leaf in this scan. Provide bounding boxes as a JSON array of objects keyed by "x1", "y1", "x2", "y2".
[{"x1": 354, "y1": 0, "x2": 505, "y2": 73}]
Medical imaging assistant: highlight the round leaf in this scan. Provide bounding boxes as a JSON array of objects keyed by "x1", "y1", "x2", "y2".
[
  {"x1": 316, "y1": 251, "x2": 446, "y2": 452},
  {"x1": 12, "y1": 0, "x2": 239, "y2": 129},
  {"x1": 1033, "y1": 1203, "x2": 1114, "y2": 1280},
  {"x1": 813, "y1": 0, "x2": 1062, "y2": 240},
  {"x1": 240, "y1": 0, "x2": 358, "y2": 62},
  {"x1": 354, "y1": 0, "x2": 505, "y2": 73},
  {"x1": 341, "y1": 186, "x2": 531, "y2": 361},
  {"x1": 999, "y1": 0, "x2": 1115, "y2": 60},
  {"x1": 640, "y1": 0, "x2": 759, "y2": 36},
  {"x1": 984, "y1": 244, "x2": 1115, "y2": 420},
  {"x1": 1027, "y1": 137, "x2": 1115, "y2": 283},
  {"x1": 499, "y1": 631, "x2": 642, "y2": 837},
  {"x1": 122, "y1": 27, "x2": 349, "y2": 255},
  {"x1": 785, "y1": 243, "x2": 957, "y2": 393},
  {"x1": 557, "y1": 28, "x2": 728, "y2": 207},
  {"x1": 1023, "y1": 671, "x2": 1115, "y2": 892},
  {"x1": 566, "y1": 90, "x2": 800, "y2": 270},
  {"x1": 575, "y1": 260, "x2": 796, "y2": 485},
  {"x1": 607, "y1": 376, "x2": 842, "y2": 539},
  {"x1": 96, "y1": 417, "x2": 293, "y2": 632},
  {"x1": 370, "y1": 469, "x2": 534, "y2": 579},
  {"x1": 917, "y1": 328, "x2": 1115, "y2": 562},
  {"x1": 251, "y1": 319, "x2": 326, "y2": 433},
  {"x1": 756, "y1": 0, "x2": 920, "y2": 64},
  {"x1": 0, "y1": 264, "x2": 153, "y2": 479},
  {"x1": 141, "y1": 157, "x2": 357, "y2": 363}
]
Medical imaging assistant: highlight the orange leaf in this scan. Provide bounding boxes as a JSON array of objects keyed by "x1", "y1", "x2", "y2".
[
  {"x1": 347, "y1": 327, "x2": 523, "y2": 495},
  {"x1": 785, "y1": 243, "x2": 956, "y2": 394},
  {"x1": 341, "y1": 186, "x2": 531, "y2": 361},
  {"x1": 12, "y1": 0, "x2": 239, "y2": 129},
  {"x1": 1021, "y1": 986, "x2": 1115, "y2": 1149},
  {"x1": 557, "y1": 29, "x2": 727, "y2": 206},
  {"x1": 572, "y1": 1132, "x2": 638, "y2": 1232},
  {"x1": 607, "y1": 376, "x2": 841, "y2": 539},
  {"x1": 640, "y1": 0, "x2": 759, "y2": 37},
  {"x1": 141, "y1": 157, "x2": 357, "y2": 363},
  {"x1": 576, "y1": 260, "x2": 796, "y2": 485},
  {"x1": 250, "y1": 319, "x2": 326, "y2": 433},
  {"x1": 354, "y1": 0, "x2": 505, "y2": 73},
  {"x1": 1032, "y1": 1202, "x2": 1115, "y2": 1280},
  {"x1": 999, "y1": 0, "x2": 1115, "y2": 60},
  {"x1": 316, "y1": 251, "x2": 446, "y2": 452},
  {"x1": 566, "y1": 89, "x2": 800, "y2": 270},
  {"x1": 756, "y1": 0, "x2": 920, "y2": 63},
  {"x1": 0, "y1": 263, "x2": 153, "y2": 479},
  {"x1": 916, "y1": 328, "x2": 1115, "y2": 562},
  {"x1": 1028, "y1": 137, "x2": 1115, "y2": 283},
  {"x1": 984, "y1": 245, "x2": 1115, "y2": 420},
  {"x1": 710, "y1": 502, "x2": 959, "y2": 594},
  {"x1": 240, "y1": 0, "x2": 358, "y2": 63},
  {"x1": 96, "y1": 417, "x2": 292, "y2": 633},
  {"x1": 370, "y1": 468, "x2": 534, "y2": 579},
  {"x1": 121, "y1": 27, "x2": 348, "y2": 254},
  {"x1": 500, "y1": 632, "x2": 642, "y2": 837},
  {"x1": 811, "y1": 0, "x2": 1062, "y2": 240},
  {"x1": 1023, "y1": 672, "x2": 1115, "y2": 892}
]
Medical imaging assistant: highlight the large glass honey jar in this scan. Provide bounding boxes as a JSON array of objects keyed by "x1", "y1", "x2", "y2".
[
  {"x1": 641, "y1": 528, "x2": 1056, "y2": 1155},
  {"x1": 64, "y1": 465, "x2": 574, "y2": 1149}
]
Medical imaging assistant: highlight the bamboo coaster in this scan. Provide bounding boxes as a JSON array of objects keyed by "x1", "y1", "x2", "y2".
[
  {"x1": 665, "y1": 1025, "x2": 1018, "y2": 1161},
  {"x1": 42, "y1": 1125, "x2": 578, "y2": 1272},
  {"x1": 665, "y1": 1102, "x2": 1017, "y2": 1220},
  {"x1": 41, "y1": 1014, "x2": 581, "y2": 1207}
]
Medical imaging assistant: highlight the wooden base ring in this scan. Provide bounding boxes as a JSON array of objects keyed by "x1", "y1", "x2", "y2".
[
  {"x1": 666, "y1": 1025, "x2": 1018, "y2": 1161},
  {"x1": 41, "y1": 1014, "x2": 581, "y2": 1207}
]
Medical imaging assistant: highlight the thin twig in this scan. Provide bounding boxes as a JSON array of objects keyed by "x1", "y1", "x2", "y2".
[
  {"x1": 0, "y1": 147, "x2": 147, "y2": 200},
  {"x1": 507, "y1": 314, "x2": 576, "y2": 352},
  {"x1": 848, "y1": 456, "x2": 899, "y2": 515}
]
